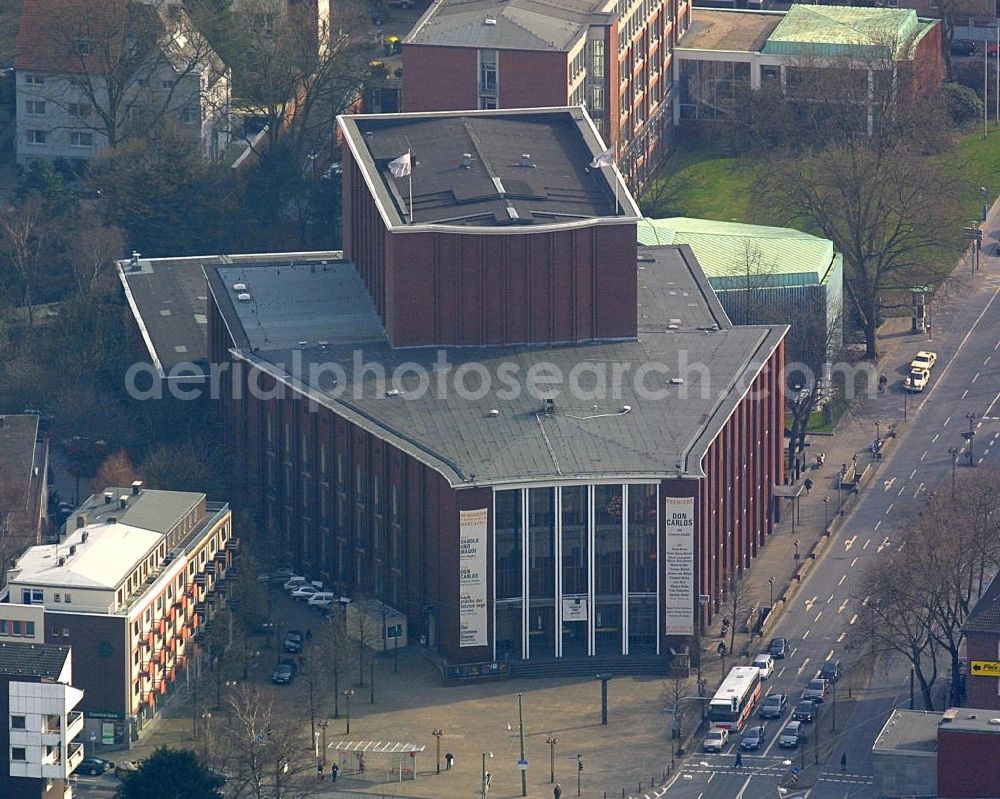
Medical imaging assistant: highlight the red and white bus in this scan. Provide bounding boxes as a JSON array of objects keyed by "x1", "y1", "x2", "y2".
[{"x1": 708, "y1": 666, "x2": 762, "y2": 731}]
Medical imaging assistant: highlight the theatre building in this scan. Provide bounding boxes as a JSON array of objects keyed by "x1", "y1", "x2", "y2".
[{"x1": 202, "y1": 107, "x2": 785, "y2": 674}]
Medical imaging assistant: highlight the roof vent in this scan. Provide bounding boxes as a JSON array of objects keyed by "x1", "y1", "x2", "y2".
[
  {"x1": 462, "y1": 153, "x2": 472, "y2": 169},
  {"x1": 75, "y1": 516, "x2": 86, "y2": 529},
  {"x1": 130, "y1": 251, "x2": 141, "y2": 269},
  {"x1": 484, "y1": 15, "x2": 497, "y2": 24},
  {"x1": 543, "y1": 398, "x2": 556, "y2": 415},
  {"x1": 131, "y1": 480, "x2": 143, "y2": 496},
  {"x1": 232, "y1": 283, "x2": 247, "y2": 292},
  {"x1": 621, "y1": 405, "x2": 632, "y2": 413},
  {"x1": 488, "y1": 409, "x2": 500, "y2": 417},
  {"x1": 107, "y1": 517, "x2": 117, "y2": 524},
  {"x1": 318, "y1": 341, "x2": 328, "y2": 349},
  {"x1": 298, "y1": 341, "x2": 309, "y2": 349},
  {"x1": 69, "y1": 545, "x2": 77, "y2": 556},
  {"x1": 81, "y1": 531, "x2": 89, "y2": 543},
  {"x1": 237, "y1": 292, "x2": 252, "y2": 302},
  {"x1": 58, "y1": 557, "x2": 66, "y2": 567},
  {"x1": 666, "y1": 323, "x2": 679, "y2": 330},
  {"x1": 119, "y1": 495, "x2": 129, "y2": 510},
  {"x1": 520, "y1": 153, "x2": 533, "y2": 168},
  {"x1": 104, "y1": 492, "x2": 113, "y2": 504},
  {"x1": 669, "y1": 377, "x2": 685, "y2": 385},
  {"x1": 386, "y1": 388, "x2": 400, "y2": 397}
]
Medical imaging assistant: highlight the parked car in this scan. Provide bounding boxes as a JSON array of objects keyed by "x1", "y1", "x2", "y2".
[
  {"x1": 271, "y1": 659, "x2": 297, "y2": 684},
  {"x1": 752, "y1": 653, "x2": 775, "y2": 680},
  {"x1": 951, "y1": 39, "x2": 977, "y2": 56},
  {"x1": 768, "y1": 638, "x2": 789, "y2": 659},
  {"x1": 759, "y1": 692, "x2": 787, "y2": 719},
  {"x1": 114, "y1": 760, "x2": 141, "y2": 779},
  {"x1": 910, "y1": 350, "x2": 938, "y2": 371},
  {"x1": 284, "y1": 630, "x2": 304, "y2": 653},
  {"x1": 819, "y1": 659, "x2": 841, "y2": 683},
  {"x1": 282, "y1": 576, "x2": 307, "y2": 591},
  {"x1": 308, "y1": 591, "x2": 336, "y2": 609},
  {"x1": 702, "y1": 727, "x2": 729, "y2": 753},
  {"x1": 258, "y1": 567, "x2": 294, "y2": 585},
  {"x1": 291, "y1": 584, "x2": 321, "y2": 601},
  {"x1": 793, "y1": 699, "x2": 818, "y2": 722},
  {"x1": 778, "y1": 721, "x2": 804, "y2": 748},
  {"x1": 802, "y1": 678, "x2": 828, "y2": 703},
  {"x1": 904, "y1": 368, "x2": 930, "y2": 392},
  {"x1": 740, "y1": 725, "x2": 766, "y2": 751},
  {"x1": 75, "y1": 757, "x2": 114, "y2": 776}
]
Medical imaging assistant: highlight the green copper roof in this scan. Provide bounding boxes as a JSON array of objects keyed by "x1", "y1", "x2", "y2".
[
  {"x1": 762, "y1": 4, "x2": 924, "y2": 60},
  {"x1": 638, "y1": 217, "x2": 838, "y2": 288}
]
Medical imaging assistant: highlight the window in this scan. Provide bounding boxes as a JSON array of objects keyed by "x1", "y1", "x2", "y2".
[
  {"x1": 588, "y1": 39, "x2": 605, "y2": 78},
  {"x1": 25, "y1": 100, "x2": 45, "y2": 115},
  {"x1": 25, "y1": 74, "x2": 44, "y2": 84},
  {"x1": 181, "y1": 104, "x2": 198, "y2": 124},
  {"x1": 479, "y1": 49, "x2": 498, "y2": 93},
  {"x1": 61, "y1": 628, "x2": 70, "y2": 638},
  {"x1": 68, "y1": 102, "x2": 91, "y2": 118},
  {"x1": 11, "y1": 715, "x2": 26, "y2": 729},
  {"x1": 25, "y1": 622, "x2": 35, "y2": 638},
  {"x1": 54, "y1": 593, "x2": 61, "y2": 603},
  {"x1": 76, "y1": 37, "x2": 91, "y2": 55},
  {"x1": 63, "y1": 594, "x2": 71, "y2": 604},
  {"x1": 161, "y1": 80, "x2": 175, "y2": 89},
  {"x1": 26, "y1": 130, "x2": 46, "y2": 145},
  {"x1": 11, "y1": 747, "x2": 26, "y2": 761}
]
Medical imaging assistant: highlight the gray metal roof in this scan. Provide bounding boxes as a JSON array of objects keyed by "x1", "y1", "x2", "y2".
[
  {"x1": 70, "y1": 487, "x2": 204, "y2": 534},
  {"x1": 872, "y1": 709, "x2": 940, "y2": 754},
  {"x1": 339, "y1": 107, "x2": 640, "y2": 229},
  {"x1": 405, "y1": 0, "x2": 613, "y2": 51},
  {"x1": 0, "y1": 641, "x2": 70, "y2": 679},
  {"x1": 208, "y1": 246, "x2": 786, "y2": 487}
]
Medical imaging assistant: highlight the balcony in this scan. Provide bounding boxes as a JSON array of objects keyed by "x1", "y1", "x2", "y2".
[
  {"x1": 66, "y1": 741, "x2": 84, "y2": 775},
  {"x1": 66, "y1": 710, "x2": 84, "y2": 741}
]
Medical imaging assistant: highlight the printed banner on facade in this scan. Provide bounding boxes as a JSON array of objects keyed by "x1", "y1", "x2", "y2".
[
  {"x1": 459, "y1": 508, "x2": 489, "y2": 647},
  {"x1": 562, "y1": 597, "x2": 588, "y2": 622},
  {"x1": 664, "y1": 496, "x2": 695, "y2": 636}
]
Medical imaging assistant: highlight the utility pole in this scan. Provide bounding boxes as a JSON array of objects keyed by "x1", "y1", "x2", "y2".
[
  {"x1": 518, "y1": 693, "x2": 527, "y2": 796},
  {"x1": 432, "y1": 729, "x2": 444, "y2": 774},
  {"x1": 576, "y1": 754, "x2": 583, "y2": 796},
  {"x1": 950, "y1": 447, "x2": 960, "y2": 496},
  {"x1": 545, "y1": 735, "x2": 558, "y2": 783},
  {"x1": 966, "y1": 413, "x2": 978, "y2": 466}
]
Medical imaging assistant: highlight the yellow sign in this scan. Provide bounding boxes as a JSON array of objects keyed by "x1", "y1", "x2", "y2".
[{"x1": 970, "y1": 660, "x2": 1000, "y2": 676}]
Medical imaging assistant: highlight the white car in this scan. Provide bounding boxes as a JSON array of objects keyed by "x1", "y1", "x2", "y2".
[
  {"x1": 291, "y1": 585, "x2": 321, "y2": 600},
  {"x1": 307, "y1": 592, "x2": 336, "y2": 609},
  {"x1": 752, "y1": 653, "x2": 775, "y2": 680},
  {"x1": 904, "y1": 368, "x2": 930, "y2": 392},
  {"x1": 282, "y1": 576, "x2": 307, "y2": 591},
  {"x1": 702, "y1": 727, "x2": 729, "y2": 753},
  {"x1": 910, "y1": 351, "x2": 938, "y2": 371}
]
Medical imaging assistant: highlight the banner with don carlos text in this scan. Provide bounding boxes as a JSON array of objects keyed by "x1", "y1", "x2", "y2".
[
  {"x1": 664, "y1": 496, "x2": 695, "y2": 636},
  {"x1": 459, "y1": 508, "x2": 489, "y2": 647}
]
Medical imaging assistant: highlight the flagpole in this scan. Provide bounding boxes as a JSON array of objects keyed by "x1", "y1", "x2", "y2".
[
  {"x1": 613, "y1": 142, "x2": 619, "y2": 216},
  {"x1": 407, "y1": 148, "x2": 413, "y2": 223}
]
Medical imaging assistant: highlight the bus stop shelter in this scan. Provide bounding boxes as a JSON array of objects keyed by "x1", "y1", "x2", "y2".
[{"x1": 333, "y1": 740, "x2": 426, "y2": 783}]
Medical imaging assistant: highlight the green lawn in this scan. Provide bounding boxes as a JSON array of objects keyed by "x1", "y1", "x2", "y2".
[{"x1": 951, "y1": 123, "x2": 1000, "y2": 223}]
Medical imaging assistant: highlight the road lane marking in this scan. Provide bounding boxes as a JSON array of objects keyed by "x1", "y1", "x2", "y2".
[
  {"x1": 838, "y1": 574, "x2": 847, "y2": 586},
  {"x1": 986, "y1": 391, "x2": 1000, "y2": 419},
  {"x1": 909, "y1": 469, "x2": 917, "y2": 479},
  {"x1": 863, "y1": 595, "x2": 871, "y2": 606},
  {"x1": 815, "y1": 611, "x2": 823, "y2": 622},
  {"x1": 707, "y1": 773, "x2": 714, "y2": 784},
  {"x1": 883, "y1": 478, "x2": 895, "y2": 492},
  {"x1": 898, "y1": 486, "x2": 906, "y2": 496},
  {"x1": 863, "y1": 538, "x2": 871, "y2": 550},
  {"x1": 777, "y1": 667, "x2": 785, "y2": 678},
  {"x1": 826, "y1": 650, "x2": 835, "y2": 661},
  {"x1": 963, "y1": 389, "x2": 969, "y2": 398},
  {"x1": 733, "y1": 775, "x2": 753, "y2": 799},
  {"x1": 844, "y1": 535, "x2": 857, "y2": 551},
  {"x1": 932, "y1": 434, "x2": 940, "y2": 443},
  {"x1": 944, "y1": 416, "x2": 952, "y2": 427},
  {"x1": 851, "y1": 557, "x2": 859, "y2": 567},
  {"x1": 849, "y1": 614, "x2": 858, "y2": 625},
  {"x1": 803, "y1": 630, "x2": 810, "y2": 639},
  {"x1": 874, "y1": 521, "x2": 882, "y2": 531},
  {"x1": 986, "y1": 356, "x2": 992, "y2": 365},
  {"x1": 827, "y1": 593, "x2": 835, "y2": 603},
  {"x1": 838, "y1": 599, "x2": 850, "y2": 613},
  {"x1": 837, "y1": 632, "x2": 846, "y2": 642},
  {"x1": 886, "y1": 503, "x2": 894, "y2": 514},
  {"x1": 973, "y1": 372, "x2": 981, "y2": 383},
  {"x1": 798, "y1": 657, "x2": 811, "y2": 673},
  {"x1": 981, "y1": 456, "x2": 986, "y2": 464}
]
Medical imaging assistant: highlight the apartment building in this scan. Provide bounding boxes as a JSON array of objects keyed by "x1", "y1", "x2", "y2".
[
  {"x1": 14, "y1": 0, "x2": 231, "y2": 167},
  {"x1": 402, "y1": 0, "x2": 689, "y2": 190},
  {"x1": 6, "y1": 484, "x2": 234, "y2": 744},
  {"x1": 0, "y1": 640, "x2": 84, "y2": 799}
]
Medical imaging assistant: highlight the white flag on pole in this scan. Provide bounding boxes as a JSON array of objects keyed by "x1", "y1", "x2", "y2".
[
  {"x1": 388, "y1": 151, "x2": 412, "y2": 177},
  {"x1": 589, "y1": 147, "x2": 614, "y2": 168}
]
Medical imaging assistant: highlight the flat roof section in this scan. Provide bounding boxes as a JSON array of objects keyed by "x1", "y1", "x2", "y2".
[
  {"x1": 763, "y1": 5, "x2": 924, "y2": 60},
  {"x1": 938, "y1": 708, "x2": 1000, "y2": 735},
  {"x1": 873, "y1": 709, "x2": 940, "y2": 755},
  {"x1": 208, "y1": 245, "x2": 786, "y2": 486},
  {"x1": 339, "y1": 107, "x2": 640, "y2": 229},
  {"x1": 69, "y1": 487, "x2": 205, "y2": 535},
  {"x1": 677, "y1": 10, "x2": 782, "y2": 52},
  {"x1": 404, "y1": 0, "x2": 612, "y2": 52}
]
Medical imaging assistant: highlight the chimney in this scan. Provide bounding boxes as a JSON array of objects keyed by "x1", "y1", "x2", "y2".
[
  {"x1": 58, "y1": 557, "x2": 66, "y2": 567},
  {"x1": 119, "y1": 495, "x2": 128, "y2": 510},
  {"x1": 462, "y1": 153, "x2": 472, "y2": 169},
  {"x1": 131, "y1": 480, "x2": 143, "y2": 496},
  {"x1": 520, "y1": 153, "x2": 533, "y2": 168},
  {"x1": 69, "y1": 545, "x2": 77, "y2": 556},
  {"x1": 81, "y1": 531, "x2": 89, "y2": 543},
  {"x1": 104, "y1": 492, "x2": 113, "y2": 504}
]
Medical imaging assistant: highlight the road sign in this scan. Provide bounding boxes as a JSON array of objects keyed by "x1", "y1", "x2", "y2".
[
  {"x1": 517, "y1": 759, "x2": 528, "y2": 771},
  {"x1": 964, "y1": 226, "x2": 984, "y2": 241},
  {"x1": 970, "y1": 660, "x2": 1000, "y2": 676}
]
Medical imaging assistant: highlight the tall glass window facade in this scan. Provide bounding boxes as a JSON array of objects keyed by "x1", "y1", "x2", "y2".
[{"x1": 494, "y1": 483, "x2": 659, "y2": 661}]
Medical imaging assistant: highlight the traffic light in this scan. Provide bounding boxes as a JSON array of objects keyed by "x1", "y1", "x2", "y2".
[
  {"x1": 578, "y1": 756, "x2": 583, "y2": 771},
  {"x1": 731, "y1": 697, "x2": 738, "y2": 713}
]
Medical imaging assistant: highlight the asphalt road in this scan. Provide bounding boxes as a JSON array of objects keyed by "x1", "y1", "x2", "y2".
[{"x1": 662, "y1": 262, "x2": 1000, "y2": 799}]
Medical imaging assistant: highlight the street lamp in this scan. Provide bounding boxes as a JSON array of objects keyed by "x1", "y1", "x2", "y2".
[
  {"x1": 768, "y1": 577, "x2": 775, "y2": 609},
  {"x1": 318, "y1": 721, "x2": 329, "y2": 768},
  {"x1": 481, "y1": 752, "x2": 493, "y2": 799},
  {"x1": 966, "y1": 413, "x2": 978, "y2": 466},
  {"x1": 343, "y1": 689, "x2": 355, "y2": 734},
  {"x1": 949, "y1": 447, "x2": 960, "y2": 496},
  {"x1": 545, "y1": 735, "x2": 559, "y2": 783},
  {"x1": 595, "y1": 674, "x2": 613, "y2": 725},
  {"x1": 823, "y1": 496, "x2": 829, "y2": 531},
  {"x1": 517, "y1": 692, "x2": 527, "y2": 796},
  {"x1": 432, "y1": 729, "x2": 444, "y2": 774},
  {"x1": 793, "y1": 540, "x2": 800, "y2": 560}
]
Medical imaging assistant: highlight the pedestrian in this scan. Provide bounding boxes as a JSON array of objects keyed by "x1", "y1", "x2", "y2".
[
  {"x1": 358, "y1": 753, "x2": 366, "y2": 774},
  {"x1": 804, "y1": 477, "x2": 813, "y2": 494},
  {"x1": 735, "y1": 750, "x2": 743, "y2": 768},
  {"x1": 331, "y1": 763, "x2": 339, "y2": 783},
  {"x1": 445, "y1": 752, "x2": 454, "y2": 770},
  {"x1": 840, "y1": 752, "x2": 847, "y2": 771},
  {"x1": 554, "y1": 783, "x2": 563, "y2": 799},
  {"x1": 306, "y1": 629, "x2": 313, "y2": 641},
  {"x1": 878, "y1": 373, "x2": 887, "y2": 393}
]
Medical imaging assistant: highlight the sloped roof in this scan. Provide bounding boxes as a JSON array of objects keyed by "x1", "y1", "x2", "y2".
[
  {"x1": 964, "y1": 573, "x2": 1000, "y2": 635},
  {"x1": 638, "y1": 217, "x2": 838, "y2": 288},
  {"x1": 0, "y1": 641, "x2": 71, "y2": 679},
  {"x1": 762, "y1": 5, "x2": 924, "y2": 60},
  {"x1": 405, "y1": 0, "x2": 611, "y2": 51}
]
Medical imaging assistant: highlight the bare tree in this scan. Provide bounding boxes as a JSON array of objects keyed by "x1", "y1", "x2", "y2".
[
  {"x1": 0, "y1": 194, "x2": 51, "y2": 327},
  {"x1": 70, "y1": 222, "x2": 125, "y2": 297},
  {"x1": 721, "y1": 571, "x2": 757, "y2": 658},
  {"x1": 92, "y1": 449, "x2": 139, "y2": 492},
  {"x1": 348, "y1": 602, "x2": 377, "y2": 687},
  {"x1": 33, "y1": 0, "x2": 226, "y2": 150},
  {"x1": 315, "y1": 613, "x2": 352, "y2": 718},
  {"x1": 661, "y1": 675, "x2": 693, "y2": 755}
]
